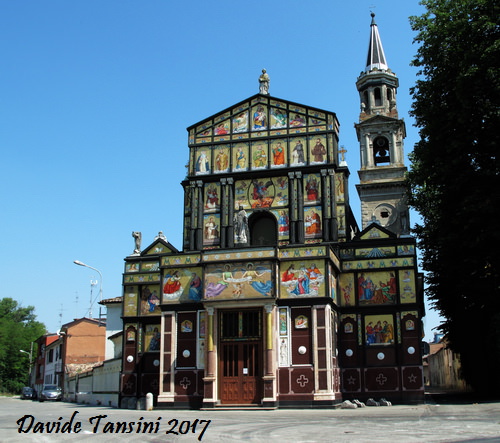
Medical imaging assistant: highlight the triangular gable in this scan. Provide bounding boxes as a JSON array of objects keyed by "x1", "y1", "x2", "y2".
[
  {"x1": 188, "y1": 94, "x2": 337, "y2": 144},
  {"x1": 356, "y1": 222, "x2": 396, "y2": 241},
  {"x1": 141, "y1": 238, "x2": 179, "y2": 256}
]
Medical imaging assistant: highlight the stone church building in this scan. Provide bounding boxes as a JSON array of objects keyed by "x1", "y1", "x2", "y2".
[{"x1": 119, "y1": 14, "x2": 424, "y2": 408}]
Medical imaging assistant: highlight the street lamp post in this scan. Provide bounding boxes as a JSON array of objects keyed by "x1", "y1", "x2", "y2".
[
  {"x1": 19, "y1": 342, "x2": 34, "y2": 385},
  {"x1": 73, "y1": 260, "x2": 103, "y2": 319}
]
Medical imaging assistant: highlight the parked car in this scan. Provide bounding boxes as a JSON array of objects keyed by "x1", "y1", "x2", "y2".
[
  {"x1": 39, "y1": 385, "x2": 62, "y2": 402},
  {"x1": 20, "y1": 387, "x2": 34, "y2": 400}
]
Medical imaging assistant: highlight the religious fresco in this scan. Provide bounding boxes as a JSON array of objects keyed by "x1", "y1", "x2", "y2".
[
  {"x1": 329, "y1": 263, "x2": 338, "y2": 305},
  {"x1": 139, "y1": 285, "x2": 161, "y2": 316},
  {"x1": 234, "y1": 177, "x2": 288, "y2": 209},
  {"x1": 162, "y1": 267, "x2": 203, "y2": 303},
  {"x1": 233, "y1": 111, "x2": 248, "y2": 133},
  {"x1": 125, "y1": 263, "x2": 139, "y2": 273},
  {"x1": 195, "y1": 148, "x2": 211, "y2": 175},
  {"x1": 279, "y1": 260, "x2": 326, "y2": 298},
  {"x1": 309, "y1": 135, "x2": 327, "y2": 164},
  {"x1": 290, "y1": 138, "x2": 306, "y2": 165},
  {"x1": 271, "y1": 209, "x2": 290, "y2": 238},
  {"x1": 123, "y1": 286, "x2": 138, "y2": 316},
  {"x1": 203, "y1": 214, "x2": 220, "y2": 246},
  {"x1": 289, "y1": 113, "x2": 306, "y2": 128},
  {"x1": 213, "y1": 147, "x2": 230, "y2": 173},
  {"x1": 364, "y1": 314, "x2": 395, "y2": 345},
  {"x1": 337, "y1": 205, "x2": 346, "y2": 236},
  {"x1": 399, "y1": 269, "x2": 417, "y2": 303},
  {"x1": 335, "y1": 174, "x2": 345, "y2": 203},
  {"x1": 304, "y1": 206, "x2": 322, "y2": 238},
  {"x1": 232, "y1": 143, "x2": 249, "y2": 171},
  {"x1": 304, "y1": 173, "x2": 321, "y2": 205},
  {"x1": 204, "y1": 262, "x2": 273, "y2": 300},
  {"x1": 357, "y1": 271, "x2": 397, "y2": 305},
  {"x1": 204, "y1": 182, "x2": 220, "y2": 213},
  {"x1": 270, "y1": 139, "x2": 287, "y2": 168},
  {"x1": 270, "y1": 107, "x2": 287, "y2": 129},
  {"x1": 398, "y1": 244, "x2": 415, "y2": 256},
  {"x1": 251, "y1": 142, "x2": 268, "y2": 169},
  {"x1": 214, "y1": 121, "x2": 230, "y2": 136},
  {"x1": 141, "y1": 261, "x2": 160, "y2": 272},
  {"x1": 252, "y1": 105, "x2": 268, "y2": 131},
  {"x1": 144, "y1": 324, "x2": 161, "y2": 352},
  {"x1": 339, "y1": 273, "x2": 355, "y2": 307}
]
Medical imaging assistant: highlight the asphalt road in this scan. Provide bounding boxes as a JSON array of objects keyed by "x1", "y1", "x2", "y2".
[{"x1": 2, "y1": 396, "x2": 500, "y2": 442}]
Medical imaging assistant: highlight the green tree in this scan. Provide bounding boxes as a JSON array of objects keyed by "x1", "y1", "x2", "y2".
[
  {"x1": 407, "y1": 0, "x2": 500, "y2": 394},
  {"x1": 0, "y1": 298, "x2": 46, "y2": 394}
]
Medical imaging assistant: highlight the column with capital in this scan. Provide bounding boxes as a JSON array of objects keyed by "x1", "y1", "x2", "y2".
[{"x1": 202, "y1": 308, "x2": 217, "y2": 407}]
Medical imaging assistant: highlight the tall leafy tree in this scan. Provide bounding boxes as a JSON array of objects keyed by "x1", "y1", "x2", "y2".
[
  {"x1": 0, "y1": 298, "x2": 46, "y2": 393},
  {"x1": 408, "y1": 0, "x2": 500, "y2": 394}
]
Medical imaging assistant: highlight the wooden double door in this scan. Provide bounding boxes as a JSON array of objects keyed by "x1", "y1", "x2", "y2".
[{"x1": 219, "y1": 310, "x2": 262, "y2": 404}]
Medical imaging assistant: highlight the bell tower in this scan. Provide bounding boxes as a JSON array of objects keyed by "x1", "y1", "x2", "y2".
[{"x1": 355, "y1": 13, "x2": 409, "y2": 236}]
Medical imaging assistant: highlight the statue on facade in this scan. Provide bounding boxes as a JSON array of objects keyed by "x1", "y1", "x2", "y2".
[
  {"x1": 132, "y1": 231, "x2": 142, "y2": 255},
  {"x1": 234, "y1": 206, "x2": 249, "y2": 244},
  {"x1": 155, "y1": 231, "x2": 167, "y2": 241},
  {"x1": 259, "y1": 69, "x2": 270, "y2": 95}
]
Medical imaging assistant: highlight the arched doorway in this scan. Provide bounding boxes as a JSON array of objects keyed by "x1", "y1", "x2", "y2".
[{"x1": 248, "y1": 211, "x2": 277, "y2": 246}]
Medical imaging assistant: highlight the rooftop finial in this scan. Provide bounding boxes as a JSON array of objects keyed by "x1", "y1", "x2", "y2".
[
  {"x1": 371, "y1": 12, "x2": 376, "y2": 24},
  {"x1": 259, "y1": 69, "x2": 270, "y2": 95}
]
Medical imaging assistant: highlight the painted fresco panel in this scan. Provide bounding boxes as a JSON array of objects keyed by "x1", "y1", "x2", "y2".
[
  {"x1": 204, "y1": 262, "x2": 273, "y2": 300},
  {"x1": 235, "y1": 177, "x2": 288, "y2": 210},
  {"x1": 399, "y1": 269, "x2": 417, "y2": 303},
  {"x1": 289, "y1": 113, "x2": 306, "y2": 128},
  {"x1": 141, "y1": 262, "x2": 160, "y2": 272},
  {"x1": 272, "y1": 209, "x2": 290, "y2": 238},
  {"x1": 214, "y1": 120, "x2": 230, "y2": 136},
  {"x1": 195, "y1": 148, "x2": 211, "y2": 175},
  {"x1": 144, "y1": 324, "x2": 161, "y2": 352},
  {"x1": 304, "y1": 173, "x2": 321, "y2": 205},
  {"x1": 357, "y1": 271, "x2": 397, "y2": 305},
  {"x1": 270, "y1": 107, "x2": 287, "y2": 129},
  {"x1": 233, "y1": 110, "x2": 248, "y2": 133},
  {"x1": 309, "y1": 135, "x2": 327, "y2": 164},
  {"x1": 162, "y1": 267, "x2": 203, "y2": 303},
  {"x1": 213, "y1": 147, "x2": 230, "y2": 173},
  {"x1": 398, "y1": 244, "x2": 416, "y2": 256},
  {"x1": 335, "y1": 174, "x2": 345, "y2": 203},
  {"x1": 203, "y1": 214, "x2": 220, "y2": 246},
  {"x1": 125, "y1": 263, "x2": 139, "y2": 273},
  {"x1": 123, "y1": 286, "x2": 138, "y2": 316},
  {"x1": 270, "y1": 139, "x2": 287, "y2": 168},
  {"x1": 339, "y1": 273, "x2": 355, "y2": 307},
  {"x1": 329, "y1": 263, "x2": 338, "y2": 305},
  {"x1": 337, "y1": 205, "x2": 346, "y2": 236},
  {"x1": 204, "y1": 183, "x2": 220, "y2": 213},
  {"x1": 304, "y1": 206, "x2": 322, "y2": 238},
  {"x1": 139, "y1": 285, "x2": 161, "y2": 316},
  {"x1": 290, "y1": 138, "x2": 306, "y2": 165},
  {"x1": 251, "y1": 141, "x2": 268, "y2": 170},
  {"x1": 232, "y1": 143, "x2": 249, "y2": 172},
  {"x1": 364, "y1": 314, "x2": 395, "y2": 345},
  {"x1": 280, "y1": 260, "x2": 326, "y2": 298},
  {"x1": 252, "y1": 105, "x2": 268, "y2": 131}
]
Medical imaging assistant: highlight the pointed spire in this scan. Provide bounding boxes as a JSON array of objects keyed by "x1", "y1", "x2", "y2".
[{"x1": 365, "y1": 13, "x2": 388, "y2": 72}]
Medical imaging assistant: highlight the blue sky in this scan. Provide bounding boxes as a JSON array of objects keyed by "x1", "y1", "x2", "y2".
[{"x1": 0, "y1": 0, "x2": 442, "y2": 340}]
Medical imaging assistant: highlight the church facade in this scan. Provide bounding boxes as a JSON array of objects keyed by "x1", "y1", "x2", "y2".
[{"x1": 119, "y1": 15, "x2": 424, "y2": 409}]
